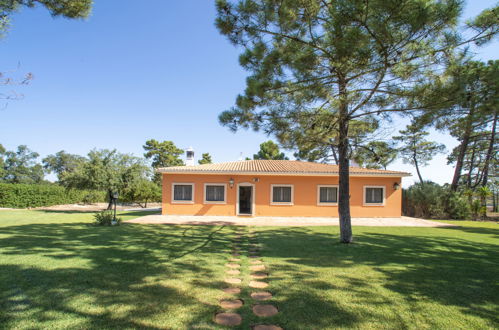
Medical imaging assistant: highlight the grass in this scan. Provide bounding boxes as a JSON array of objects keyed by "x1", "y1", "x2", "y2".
[{"x1": 0, "y1": 210, "x2": 497, "y2": 329}]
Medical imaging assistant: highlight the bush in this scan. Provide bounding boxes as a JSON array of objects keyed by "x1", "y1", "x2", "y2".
[
  {"x1": 403, "y1": 181, "x2": 445, "y2": 218},
  {"x1": 403, "y1": 181, "x2": 471, "y2": 220},
  {"x1": 444, "y1": 191, "x2": 471, "y2": 219},
  {"x1": 81, "y1": 191, "x2": 103, "y2": 204},
  {"x1": 94, "y1": 210, "x2": 121, "y2": 226},
  {"x1": 0, "y1": 183, "x2": 106, "y2": 208}
]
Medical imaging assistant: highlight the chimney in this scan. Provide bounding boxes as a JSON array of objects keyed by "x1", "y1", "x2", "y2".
[{"x1": 186, "y1": 146, "x2": 195, "y2": 166}]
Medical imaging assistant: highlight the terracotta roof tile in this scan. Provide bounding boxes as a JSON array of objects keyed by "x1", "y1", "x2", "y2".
[{"x1": 157, "y1": 160, "x2": 410, "y2": 177}]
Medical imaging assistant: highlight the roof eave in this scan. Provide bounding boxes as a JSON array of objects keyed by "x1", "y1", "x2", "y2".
[{"x1": 156, "y1": 169, "x2": 411, "y2": 177}]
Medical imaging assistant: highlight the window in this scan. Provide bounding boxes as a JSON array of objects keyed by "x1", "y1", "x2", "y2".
[
  {"x1": 204, "y1": 184, "x2": 227, "y2": 204},
  {"x1": 271, "y1": 184, "x2": 293, "y2": 204},
  {"x1": 364, "y1": 186, "x2": 385, "y2": 205},
  {"x1": 172, "y1": 183, "x2": 194, "y2": 203},
  {"x1": 317, "y1": 185, "x2": 338, "y2": 205}
]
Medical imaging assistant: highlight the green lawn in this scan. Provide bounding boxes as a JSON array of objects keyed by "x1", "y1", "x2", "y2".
[{"x1": 0, "y1": 211, "x2": 497, "y2": 329}]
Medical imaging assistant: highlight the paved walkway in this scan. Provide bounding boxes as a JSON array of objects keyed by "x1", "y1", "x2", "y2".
[{"x1": 126, "y1": 215, "x2": 455, "y2": 227}]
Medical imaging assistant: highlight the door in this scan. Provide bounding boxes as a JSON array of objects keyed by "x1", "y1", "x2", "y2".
[{"x1": 238, "y1": 186, "x2": 253, "y2": 215}]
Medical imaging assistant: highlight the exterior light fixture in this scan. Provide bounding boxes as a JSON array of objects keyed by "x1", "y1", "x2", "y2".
[
  {"x1": 393, "y1": 182, "x2": 400, "y2": 190},
  {"x1": 229, "y1": 178, "x2": 235, "y2": 188}
]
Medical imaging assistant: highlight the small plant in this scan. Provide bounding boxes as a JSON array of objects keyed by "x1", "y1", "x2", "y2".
[{"x1": 94, "y1": 210, "x2": 121, "y2": 226}]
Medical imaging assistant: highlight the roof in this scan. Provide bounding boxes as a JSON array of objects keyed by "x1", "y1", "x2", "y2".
[{"x1": 157, "y1": 160, "x2": 411, "y2": 177}]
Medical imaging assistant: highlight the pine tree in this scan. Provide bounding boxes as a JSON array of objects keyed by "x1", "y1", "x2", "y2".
[{"x1": 215, "y1": 0, "x2": 497, "y2": 242}]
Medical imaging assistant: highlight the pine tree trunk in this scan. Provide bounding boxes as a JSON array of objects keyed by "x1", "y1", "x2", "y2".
[
  {"x1": 481, "y1": 111, "x2": 497, "y2": 187},
  {"x1": 337, "y1": 80, "x2": 352, "y2": 244},
  {"x1": 451, "y1": 106, "x2": 474, "y2": 191},
  {"x1": 413, "y1": 153, "x2": 424, "y2": 183}
]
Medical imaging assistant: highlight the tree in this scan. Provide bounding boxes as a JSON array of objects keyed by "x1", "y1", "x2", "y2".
[
  {"x1": 353, "y1": 141, "x2": 397, "y2": 170},
  {"x1": 215, "y1": 0, "x2": 497, "y2": 243},
  {"x1": 1, "y1": 0, "x2": 91, "y2": 37},
  {"x1": 198, "y1": 152, "x2": 213, "y2": 164},
  {"x1": 122, "y1": 179, "x2": 161, "y2": 208},
  {"x1": 143, "y1": 139, "x2": 184, "y2": 183},
  {"x1": 61, "y1": 149, "x2": 150, "y2": 210},
  {"x1": 2, "y1": 145, "x2": 44, "y2": 183},
  {"x1": 420, "y1": 60, "x2": 499, "y2": 191},
  {"x1": 253, "y1": 141, "x2": 288, "y2": 160},
  {"x1": 42, "y1": 150, "x2": 86, "y2": 181},
  {"x1": 394, "y1": 124, "x2": 445, "y2": 183}
]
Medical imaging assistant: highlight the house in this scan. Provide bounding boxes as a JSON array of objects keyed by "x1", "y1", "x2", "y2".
[{"x1": 157, "y1": 159, "x2": 410, "y2": 218}]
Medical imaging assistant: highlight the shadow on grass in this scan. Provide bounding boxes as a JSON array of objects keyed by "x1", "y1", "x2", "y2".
[
  {"x1": 1, "y1": 219, "x2": 497, "y2": 329},
  {"x1": 256, "y1": 226, "x2": 499, "y2": 328},
  {"x1": 0, "y1": 222, "x2": 231, "y2": 328}
]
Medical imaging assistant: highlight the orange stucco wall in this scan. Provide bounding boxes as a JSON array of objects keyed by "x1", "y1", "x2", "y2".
[{"x1": 162, "y1": 174, "x2": 402, "y2": 217}]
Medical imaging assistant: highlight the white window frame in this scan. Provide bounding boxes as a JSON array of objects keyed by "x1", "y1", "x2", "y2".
[
  {"x1": 171, "y1": 182, "x2": 195, "y2": 204},
  {"x1": 270, "y1": 184, "x2": 294, "y2": 205},
  {"x1": 363, "y1": 185, "x2": 386, "y2": 206},
  {"x1": 317, "y1": 185, "x2": 339, "y2": 206},
  {"x1": 203, "y1": 183, "x2": 227, "y2": 204}
]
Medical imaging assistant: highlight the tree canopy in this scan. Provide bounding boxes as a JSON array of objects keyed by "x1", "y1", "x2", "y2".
[
  {"x1": 394, "y1": 124, "x2": 446, "y2": 182},
  {"x1": 42, "y1": 150, "x2": 86, "y2": 181},
  {"x1": 143, "y1": 139, "x2": 184, "y2": 183},
  {"x1": 198, "y1": 153, "x2": 213, "y2": 164},
  {"x1": 253, "y1": 140, "x2": 288, "y2": 160},
  {"x1": 1, "y1": 145, "x2": 44, "y2": 183},
  {"x1": 61, "y1": 149, "x2": 150, "y2": 209}
]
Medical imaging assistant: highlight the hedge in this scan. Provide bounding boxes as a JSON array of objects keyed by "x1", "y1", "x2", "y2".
[{"x1": 0, "y1": 183, "x2": 106, "y2": 208}]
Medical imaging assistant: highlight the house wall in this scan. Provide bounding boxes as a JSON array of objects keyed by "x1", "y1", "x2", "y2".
[{"x1": 162, "y1": 174, "x2": 402, "y2": 217}]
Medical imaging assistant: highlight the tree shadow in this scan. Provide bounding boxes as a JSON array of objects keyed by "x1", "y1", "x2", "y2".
[
  {"x1": 0, "y1": 222, "x2": 233, "y2": 328},
  {"x1": 256, "y1": 226, "x2": 499, "y2": 328}
]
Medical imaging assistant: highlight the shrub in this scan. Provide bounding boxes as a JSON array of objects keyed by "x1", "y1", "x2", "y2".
[
  {"x1": 403, "y1": 181, "x2": 471, "y2": 220},
  {"x1": 444, "y1": 191, "x2": 471, "y2": 220},
  {"x1": 0, "y1": 183, "x2": 106, "y2": 208},
  {"x1": 81, "y1": 191, "x2": 103, "y2": 204},
  {"x1": 94, "y1": 210, "x2": 121, "y2": 226},
  {"x1": 403, "y1": 181, "x2": 446, "y2": 218}
]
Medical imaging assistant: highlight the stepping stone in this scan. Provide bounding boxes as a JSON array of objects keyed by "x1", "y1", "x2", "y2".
[
  {"x1": 225, "y1": 278, "x2": 242, "y2": 284},
  {"x1": 226, "y1": 263, "x2": 241, "y2": 269},
  {"x1": 251, "y1": 291, "x2": 272, "y2": 301},
  {"x1": 249, "y1": 280, "x2": 268, "y2": 289},
  {"x1": 220, "y1": 299, "x2": 244, "y2": 309},
  {"x1": 252, "y1": 304, "x2": 278, "y2": 317},
  {"x1": 250, "y1": 265, "x2": 265, "y2": 271},
  {"x1": 222, "y1": 287, "x2": 241, "y2": 294},
  {"x1": 229, "y1": 257, "x2": 241, "y2": 262},
  {"x1": 214, "y1": 312, "x2": 242, "y2": 326},
  {"x1": 226, "y1": 269, "x2": 241, "y2": 275},
  {"x1": 250, "y1": 272, "x2": 268, "y2": 280},
  {"x1": 253, "y1": 325, "x2": 283, "y2": 330},
  {"x1": 250, "y1": 259, "x2": 263, "y2": 264}
]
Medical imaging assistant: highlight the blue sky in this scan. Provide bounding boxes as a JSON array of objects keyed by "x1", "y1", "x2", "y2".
[{"x1": 0, "y1": 0, "x2": 497, "y2": 186}]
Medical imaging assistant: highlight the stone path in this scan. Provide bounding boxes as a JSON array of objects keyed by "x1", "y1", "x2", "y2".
[{"x1": 214, "y1": 227, "x2": 282, "y2": 329}]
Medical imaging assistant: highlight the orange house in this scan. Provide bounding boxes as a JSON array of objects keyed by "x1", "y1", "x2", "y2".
[{"x1": 158, "y1": 160, "x2": 410, "y2": 218}]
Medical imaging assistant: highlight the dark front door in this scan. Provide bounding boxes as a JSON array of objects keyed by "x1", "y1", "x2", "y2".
[{"x1": 238, "y1": 186, "x2": 252, "y2": 215}]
